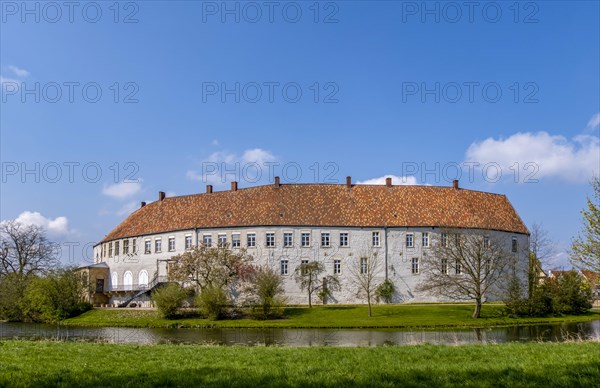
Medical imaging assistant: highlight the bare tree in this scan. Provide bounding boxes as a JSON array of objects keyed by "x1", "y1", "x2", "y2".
[
  {"x1": 418, "y1": 230, "x2": 514, "y2": 318},
  {"x1": 347, "y1": 248, "x2": 383, "y2": 317},
  {"x1": 571, "y1": 176, "x2": 600, "y2": 272},
  {"x1": 529, "y1": 223, "x2": 555, "y2": 266},
  {"x1": 0, "y1": 221, "x2": 59, "y2": 279},
  {"x1": 294, "y1": 261, "x2": 340, "y2": 307}
]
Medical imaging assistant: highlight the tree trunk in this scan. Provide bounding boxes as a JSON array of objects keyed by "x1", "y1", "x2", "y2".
[
  {"x1": 472, "y1": 298, "x2": 482, "y2": 318},
  {"x1": 367, "y1": 292, "x2": 372, "y2": 317},
  {"x1": 308, "y1": 290, "x2": 312, "y2": 308}
]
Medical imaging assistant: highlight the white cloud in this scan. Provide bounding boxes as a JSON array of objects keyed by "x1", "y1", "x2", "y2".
[
  {"x1": 102, "y1": 181, "x2": 142, "y2": 199},
  {"x1": 586, "y1": 113, "x2": 600, "y2": 131},
  {"x1": 12, "y1": 211, "x2": 72, "y2": 237},
  {"x1": 187, "y1": 148, "x2": 276, "y2": 184},
  {"x1": 465, "y1": 132, "x2": 600, "y2": 183},
  {"x1": 242, "y1": 148, "x2": 276, "y2": 165},
  {"x1": 211, "y1": 139, "x2": 220, "y2": 146},
  {"x1": 8, "y1": 65, "x2": 29, "y2": 77},
  {"x1": 357, "y1": 175, "x2": 418, "y2": 185}
]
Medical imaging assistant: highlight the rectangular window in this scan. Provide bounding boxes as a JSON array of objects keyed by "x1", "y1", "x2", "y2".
[
  {"x1": 109, "y1": 242, "x2": 113, "y2": 257},
  {"x1": 203, "y1": 234, "x2": 212, "y2": 247},
  {"x1": 339, "y1": 233, "x2": 349, "y2": 247},
  {"x1": 412, "y1": 257, "x2": 419, "y2": 274},
  {"x1": 512, "y1": 237, "x2": 518, "y2": 253},
  {"x1": 168, "y1": 237, "x2": 175, "y2": 252},
  {"x1": 101, "y1": 245, "x2": 104, "y2": 258},
  {"x1": 144, "y1": 240, "x2": 151, "y2": 254},
  {"x1": 301, "y1": 259, "x2": 309, "y2": 275},
  {"x1": 247, "y1": 233, "x2": 256, "y2": 247},
  {"x1": 283, "y1": 232, "x2": 293, "y2": 247},
  {"x1": 185, "y1": 235, "x2": 192, "y2": 250},
  {"x1": 266, "y1": 232, "x2": 275, "y2": 247},
  {"x1": 422, "y1": 233, "x2": 429, "y2": 247},
  {"x1": 441, "y1": 258, "x2": 448, "y2": 274},
  {"x1": 123, "y1": 239, "x2": 129, "y2": 255},
  {"x1": 232, "y1": 233, "x2": 241, "y2": 248},
  {"x1": 218, "y1": 234, "x2": 227, "y2": 246},
  {"x1": 281, "y1": 260, "x2": 289, "y2": 275},
  {"x1": 132, "y1": 239, "x2": 137, "y2": 254},
  {"x1": 441, "y1": 233, "x2": 448, "y2": 247},
  {"x1": 301, "y1": 232, "x2": 310, "y2": 247},
  {"x1": 483, "y1": 236, "x2": 490, "y2": 248},
  {"x1": 334, "y1": 259, "x2": 341, "y2": 274},
  {"x1": 321, "y1": 232, "x2": 330, "y2": 247},
  {"x1": 372, "y1": 231, "x2": 380, "y2": 247},
  {"x1": 155, "y1": 239, "x2": 162, "y2": 253},
  {"x1": 456, "y1": 261, "x2": 462, "y2": 275},
  {"x1": 114, "y1": 241, "x2": 120, "y2": 256},
  {"x1": 360, "y1": 257, "x2": 368, "y2": 274},
  {"x1": 406, "y1": 233, "x2": 414, "y2": 248}
]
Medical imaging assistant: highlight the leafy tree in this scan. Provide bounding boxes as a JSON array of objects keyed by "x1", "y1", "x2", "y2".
[
  {"x1": 152, "y1": 283, "x2": 188, "y2": 319},
  {"x1": 21, "y1": 268, "x2": 91, "y2": 323},
  {"x1": 375, "y1": 279, "x2": 396, "y2": 304},
  {"x1": 294, "y1": 261, "x2": 340, "y2": 308},
  {"x1": 418, "y1": 230, "x2": 516, "y2": 318},
  {"x1": 245, "y1": 266, "x2": 285, "y2": 319},
  {"x1": 570, "y1": 176, "x2": 600, "y2": 272},
  {"x1": 551, "y1": 272, "x2": 593, "y2": 315},
  {"x1": 347, "y1": 250, "x2": 383, "y2": 317},
  {"x1": 0, "y1": 273, "x2": 29, "y2": 321}
]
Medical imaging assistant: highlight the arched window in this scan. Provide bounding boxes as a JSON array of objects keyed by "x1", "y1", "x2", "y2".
[
  {"x1": 139, "y1": 270, "x2": 149, "y2": 288},
  {"x1": 111, "y1": 272, "x2": 118, "y2": 290},
  {"x1": 123, "y1": 271, "x2": 133, "y2": 291}
]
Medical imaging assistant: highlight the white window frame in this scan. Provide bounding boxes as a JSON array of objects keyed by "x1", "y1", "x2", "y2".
[
  {"x1": 168, "y1": 236, "x2": 175, "y2": 252},
  {"x1": 266, "y1": 232, "x2": 275, "y2": 247},
  {"x1": 232, "y1": 233, "x2": 241, "y2": 248},
  {"x1": 412, "y1": 257, "x2": 419, "y2": 274},
  {"x1": 218, "y1": 233, "x2": 227, "y2": 246},
  {"x1": 154, "y1": 238, "x2": 162, "y2": 253},
  {"x1": 321, "y1": 232, "x2": 330, "y2": 247},
  {"x1": 441, "y1": 258, "x2": 448, "y2": 274},
  {"x1": 144, "y1": 239, "x2": 151, "y2": 254},
  {"x1": 185, "y1": 234, "x2": 193, "y2": 250},
  {"x1": 360, "y1": 257, "x2": 368, "y2": 274},
  {"x1": 247, "y1": 232, "x2": 256, "y2": 247},
  {"x1": 283, "y1": 232, "x2": 293, "y2": 247},
  {"x1": 406, "y1": 233, "x2": 414, "y2": 248},
  {"x1": 203, "y1": 234, "x2": 212, "y2": 247},
  {"x1": 301, "y1": 232, "x2": 311, "y2": 247},
  {"x1": 372, "y1": 231, "x2": 380, "y2": 247},
  {"x1": 280, "y1": 259, "x2": 289, "y2": 275},
  {"x1": 123, "y1": 239, "x2": 129, "y2": 255},
  {"x1": 422, "y1": 233, "x2": 429, "y2": 248},
  {"x1": 339, "y1": 232, "x2": 349, "y2": 247},
  {"x1": 334, "y1": 259, "x2": 341, "y2": 274}
]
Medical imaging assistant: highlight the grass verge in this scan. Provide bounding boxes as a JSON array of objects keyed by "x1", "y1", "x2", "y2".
[
  {"x1": 61, "y1": 304, "x2": 600, "y2": 329},
  {"x1": 0, "y1": 340, "x2": 598, "y2": 387}
]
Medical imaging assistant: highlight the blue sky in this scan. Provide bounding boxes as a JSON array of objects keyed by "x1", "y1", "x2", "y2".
[{"x1": 1, "y1": 1, "x2": 598, "y2": 268}]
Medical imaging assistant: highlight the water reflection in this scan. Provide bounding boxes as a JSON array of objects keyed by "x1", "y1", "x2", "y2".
[{"x1": 0, "y1": 321, "x2": 598, "y2": 346}]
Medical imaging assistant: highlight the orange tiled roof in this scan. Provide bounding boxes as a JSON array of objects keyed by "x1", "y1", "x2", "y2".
[{"x1": 101, "y1": 183, "x2": 528, "y2": 243}]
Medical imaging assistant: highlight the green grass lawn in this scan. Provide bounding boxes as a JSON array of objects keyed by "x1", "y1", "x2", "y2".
[
  {"x1": 0, "y1": 340, "x2": 598, "y2": 387},
  {"x1": 61, "y1": 304, "x2": 600, "y2": 329}
]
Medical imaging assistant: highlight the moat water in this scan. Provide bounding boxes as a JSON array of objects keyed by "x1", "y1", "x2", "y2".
[{"x1": 1, "y1": 320, "x2": 599, "y2": 346}]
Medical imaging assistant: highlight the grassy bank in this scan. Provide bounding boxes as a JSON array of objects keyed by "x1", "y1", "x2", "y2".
[
  {"x1": 0, "y1": 340, "x2": 598, "y2": 387},
  {"x1": 62, "y1": 304, "x2": 600, "y2": 329}
]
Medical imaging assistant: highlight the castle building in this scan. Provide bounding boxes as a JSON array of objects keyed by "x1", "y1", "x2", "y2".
[{"x1": 87, "y1": 177, "x2": 529, "y2": 307}]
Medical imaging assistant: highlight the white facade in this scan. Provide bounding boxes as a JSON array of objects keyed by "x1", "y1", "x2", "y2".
[{"x1": 94, "y1": 226, "x2": 529, "y2": 306}]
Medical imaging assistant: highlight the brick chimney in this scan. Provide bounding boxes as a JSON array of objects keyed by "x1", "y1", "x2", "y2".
[
  {"x1": 158, "y1": 191, "x2": 166, "y2": 201},
  {"x1": 386, "y1": 177, "x2": 392, "y2": 188},
  {"x1": 231, "y1": 181, "x2": 238, "y2": 191},
  {"x1": 274, "y1": 176, "x2": 280, "y2": 187},
  {"x1": 453, "y1": 180, "x2": 459, "y2": 189},
  {"x1": 206, "y1": 185, "x2": 213, "y2": 194},
  {"x1": 140, "y1": 201, "x2": 146, "y2": 208},
  {"x1": 346, "y1": 176, "x2": 352, "y2": 188}
]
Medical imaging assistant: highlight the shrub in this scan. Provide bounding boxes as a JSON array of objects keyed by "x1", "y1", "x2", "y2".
[
  {"x1": 21, "y1": 269, "x2": 91, "y2": 323},
  {"x1": 552, "y1": 272, "x2": 593, "y2": 315},
  {"x1": 152, "y1": 283, "x2": 188, "y2": 319},
  {"x1": 376, "y1": 279, "x2": 395, "y2": 304},
  {"x1": 249, "y1": 267, "x2": 285, "y2": 319},
  {"x1": 196, "y1": 285, "x2": 229, "y2": 320}
]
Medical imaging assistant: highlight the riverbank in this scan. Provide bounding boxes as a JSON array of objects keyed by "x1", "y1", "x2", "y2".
[
  {"x1": 62, "y1": 304, "x2": 600, "y2": 329},
  {"x1": 0, "y1": 340, "x2": 598, "y2": 387}
]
